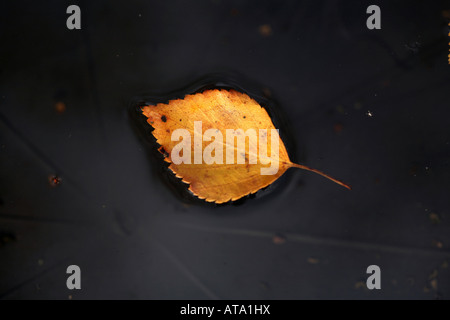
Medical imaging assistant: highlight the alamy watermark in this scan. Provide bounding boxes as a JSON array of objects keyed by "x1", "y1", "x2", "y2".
[
  {"x1": 170, "y1": 121, "x2": 280, "y2": 175},
  {"x1": 366, "y1": 265, "x2": 381, "y2": 290},
  {"x1": 66, "y1": 5, "x2": 81, "y2": 30},
  {"x1": 66, "y1": 265, "x2": 81, "y2": 290}
]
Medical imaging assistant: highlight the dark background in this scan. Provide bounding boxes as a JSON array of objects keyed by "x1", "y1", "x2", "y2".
[{"x1": 1, "y1": 0, "x2": 449, "y2": 299}]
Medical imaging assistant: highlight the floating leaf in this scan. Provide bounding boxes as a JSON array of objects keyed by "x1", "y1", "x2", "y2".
[{"x1": 141, "y1": 89, "x2": 350, "y2": 204}]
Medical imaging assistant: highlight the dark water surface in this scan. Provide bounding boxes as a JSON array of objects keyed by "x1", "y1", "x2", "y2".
[{"x1": 1, "y1": 0, "x2": 449, "y2": 299}]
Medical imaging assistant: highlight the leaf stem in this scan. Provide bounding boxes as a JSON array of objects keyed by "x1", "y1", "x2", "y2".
[{"x1": 289, "y1": 163, "x2": 352, "y2": 190}]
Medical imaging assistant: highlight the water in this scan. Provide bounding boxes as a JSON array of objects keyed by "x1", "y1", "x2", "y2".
[{"x1": 1, "y1": 0, "x2": 449, "y2": 299}]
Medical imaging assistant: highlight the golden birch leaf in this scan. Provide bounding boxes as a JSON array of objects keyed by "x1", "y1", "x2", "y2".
[{"x1": 141, "y1": 89, "x2": 350, "y2": 204}]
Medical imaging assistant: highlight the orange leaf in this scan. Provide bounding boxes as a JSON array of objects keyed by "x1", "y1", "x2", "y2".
[{"x1": 141, "y1": 89, "x2": 350, "y2": 204}]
